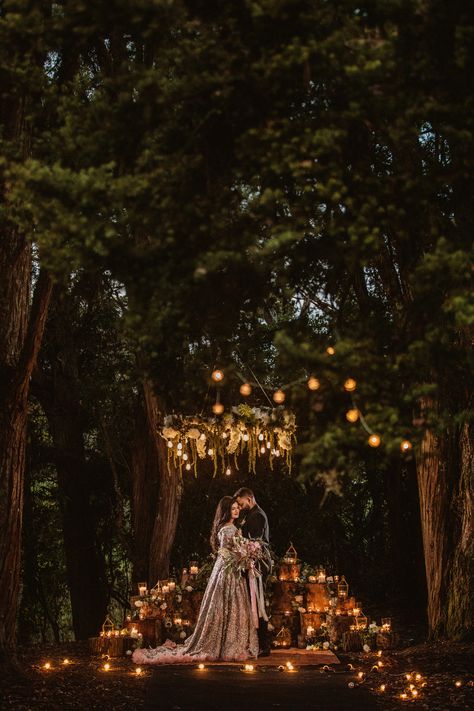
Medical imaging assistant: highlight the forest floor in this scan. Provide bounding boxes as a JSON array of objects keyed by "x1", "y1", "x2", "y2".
[{"x1": 0, "y1": 639, "x2": 473, "y2": 711}]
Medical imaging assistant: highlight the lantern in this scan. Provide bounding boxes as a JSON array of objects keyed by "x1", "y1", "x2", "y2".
[
  {"x1": 282, "y1": 544, "x2": 297, "y2": 565},
  {"x1": 101, "y1": 616, "x2": 115, "y2": 638},
  {"x1": 337, "y1": 576, "x2": 349, "y2": 598},
  {"x1": 239, "y1": 382, "x2": 252, "y2": 396},
  {"x1": 273, "y1": 626, "x2": 292, "y2": 649}
]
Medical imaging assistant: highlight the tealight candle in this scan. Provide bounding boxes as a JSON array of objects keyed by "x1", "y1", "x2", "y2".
[{"x1": 190, "y1": 566, "x2": 199, "y2": 575}]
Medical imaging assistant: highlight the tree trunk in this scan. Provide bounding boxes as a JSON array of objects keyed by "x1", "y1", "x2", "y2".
[
  {"x1": 131, "y1": 379, "x2": 182, "y2": 588},
  {"x1": 417, "y1": 403, "x2": 474, "y2": 639},
  {"x1": 36, "y1": 289, "x2": 109, "y2": 640},
  {"x1": 0, "y1": 254, "x2": 52, "y2": 665}
]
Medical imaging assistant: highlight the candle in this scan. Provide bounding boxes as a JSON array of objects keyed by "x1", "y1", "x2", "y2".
[
  {"x1": 138, "y1": 583, "x2": 147, "y2": 596},
  {"x1": 317, "y1": 573, "x2": 326, "y2": 583},
  {"x1": 174, "y1": 617, "x2": 182, "y2": 626},
  {"x1": 306, "y1": 626, "x2": 314, "y2": 637},
  {"x1": 162, "y1": 585, "x2": 170, "y2": 594},
  {"x1": 168, "y1": 581, "x2": 176, "y2": 591},
  {"x1": 190, "y1": 566, "x2": 199, "y2": 576},
  {"x1": 308, "y1": 575, "x2": 317, "y2": 583}
]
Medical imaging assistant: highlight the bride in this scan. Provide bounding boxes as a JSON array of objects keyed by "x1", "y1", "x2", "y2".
[{"x1": 132, "y1": 496, "x2": 259, "y2": 664}]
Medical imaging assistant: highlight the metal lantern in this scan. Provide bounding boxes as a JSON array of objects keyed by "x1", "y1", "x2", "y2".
[{"x1": 337, "y1": 575, "x2": 349, "y2": 598}]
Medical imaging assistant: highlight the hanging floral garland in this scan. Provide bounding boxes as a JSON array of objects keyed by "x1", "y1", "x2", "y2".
[{"x1": 162, "y1": 404, "x2": 297, "y2": 477}]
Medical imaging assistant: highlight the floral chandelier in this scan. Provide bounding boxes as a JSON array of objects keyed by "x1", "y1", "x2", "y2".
[{"x1": 162, "y1": 404, "x2": 297, "y2": 476}]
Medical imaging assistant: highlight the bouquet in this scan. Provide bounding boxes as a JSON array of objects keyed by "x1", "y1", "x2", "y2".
[
  {"x1": 222, "y1": 534, "x2": 266, "y2": 576},
  {"x1": 222, "y1": 534, "x2": 269, "y2": 628}
]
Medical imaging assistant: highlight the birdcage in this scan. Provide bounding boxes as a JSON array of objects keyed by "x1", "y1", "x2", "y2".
[
  {"x1": 272, "y1": 625, "x2": 292, "y2": 648},
  {"x1": 337, "y1": 575, "x2": 349, "y2": 598}
]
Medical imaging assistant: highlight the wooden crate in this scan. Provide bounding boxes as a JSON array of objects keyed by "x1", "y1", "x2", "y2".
[
  {"x1": 127, "y1": 618, "x2": 162, "y2": 646},
  {"x1": 327, "y1": 614, "x2": 352, "y2": 642}
]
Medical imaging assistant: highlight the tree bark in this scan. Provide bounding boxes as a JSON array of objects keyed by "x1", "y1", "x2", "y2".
[
  {"x1": 417, "y1": 401, "x2": 474, "y2": 639},
  {"x1": 131, "y1": 379, "x2": 182, "y2": 588},
  {"x1": 0, "y1": 254, "x2": 53, "y2": 664},
  {"x1": 36, "y1": 288, "x2": 109, "y2": 640}
]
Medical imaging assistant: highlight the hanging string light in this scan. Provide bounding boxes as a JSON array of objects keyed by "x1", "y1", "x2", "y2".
[
  {"x1": 344, "y1": 378, "x2": 357, "y2": 392},
  {"x1": 368, "y1": 434, "x2": 381, "y2": 448},
  {"x1": 400, "y1": 440, "x2": 412, "y2": 452},
  {"x1": 211, "y1": 369, "x2": 224, "y2": 383},
  {"x1": 239, "y1": 382, "x2": 252, "y2": 396},
  {"x1": 307, "y1": 377, "x2": 320, "y2": 391},
  {"x1": 212, "y1": 401, "x2": 224, "y2": 415},
  {"x1": 346, "y1": 409, "x2": 359, "y2": 423},
  {"x1": 326, "y1": 346, "x2": 335, "y2": 355},
  {"x1": 273, "y1": 389, "x2": 286, "y2": 404}
]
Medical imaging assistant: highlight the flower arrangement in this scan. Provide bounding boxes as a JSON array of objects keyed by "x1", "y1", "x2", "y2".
[
  {"x1": 221, "y1": 535, "x2": 267, "y2": 576},
  {"x1": 162, "y1": 405, "x2": 296, "y2": 476}
]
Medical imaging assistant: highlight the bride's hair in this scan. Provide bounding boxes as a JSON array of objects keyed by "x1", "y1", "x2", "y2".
[{"x1": 210, "y1": 496, "x2": 236, "y2": 552}]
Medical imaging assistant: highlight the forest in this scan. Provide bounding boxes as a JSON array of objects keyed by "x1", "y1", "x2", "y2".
[{"x1": 0, "y1": 1, "x2": 473, "y2": 709}]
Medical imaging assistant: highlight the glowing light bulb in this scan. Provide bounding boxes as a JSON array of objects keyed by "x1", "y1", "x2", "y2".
[
  {"x1": 346, "y1": 409, "x2": 359, "y2": 423},
  {"x1": 103, "y1": 663, "x2": 110, "y2": 671},
  {"x1": 401, "y1": 440, "x2": 412, "y2": 452},
  {"x1": 212, "y1": 402, "x2": 224, "y2": 415},
  {"x1": 307, "y1": 377, "x2": 320, "y2": 391},
  {"x1": 273, "y1": 389, "x2": 285, "y2": 404},
  {"x1": 344, "y1": 378, "x2": 357, "y2": 392},
  {"x1": 211, "y1": 369, "x2": 224, "y2": 382},
  {"x1": 240, "y1": 383, "x2": 252, "y2": 396},
  {"x1": 368, "y1": 434, "x2": 381, "y2": 448},
  {"x1": 326, "y1": 346, "x2": 335, "y2": 355}
]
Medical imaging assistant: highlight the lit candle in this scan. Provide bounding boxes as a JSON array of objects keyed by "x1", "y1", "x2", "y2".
[
  {"x1": 190, "y1": 566, "x2": 199, "y2": 576},
  {"x1": 168, "y1": 581, "x2": 176, "y2": 591},
  {"x1": 162, "y1": 585, "x2": 170, "y2": 594},
  {"x1": 138, "y1": 583, "x2": 147, "y2": 596}
]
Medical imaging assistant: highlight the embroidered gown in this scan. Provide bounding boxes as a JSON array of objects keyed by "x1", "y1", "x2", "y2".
[{"x1": 132, "y1": 524, "x2": 259, "y2": 665}]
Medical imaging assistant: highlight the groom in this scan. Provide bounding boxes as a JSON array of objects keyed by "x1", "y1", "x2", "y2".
[{"x1": 234, "y1": 487, "x2": 272, "y2": 657}]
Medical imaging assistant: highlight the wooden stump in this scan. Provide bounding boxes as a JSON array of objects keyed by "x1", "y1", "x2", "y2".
[
  {"x1": 88, "y1": 636, "x2": 136, "y2": 656},
  {"x1": 327, "y1": 614, "x2": 352, "y2": 643},
  {"x1": 299, "y1": 611, "x2": 325, "y2": 634},
  {"x1": 342, "y1": 631, "x2": 363, "y2": 652},
  {"x1": 305, "y1": 582, "x2": 330, "y2": 612},
  {"x1": 271, "y1": 580, "x2": 299, "y2": 612},
  {"x1": 376, "y1": 631, "x2": 399, "y2": 649}
]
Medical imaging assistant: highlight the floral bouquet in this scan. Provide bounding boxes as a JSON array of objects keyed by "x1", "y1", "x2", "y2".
[
  {"x1": 222, "y1": 534, "x2": 266, "y2": 576},
  {"x1": 222, "y1": 535, "x2": 269, "y2": 628}
]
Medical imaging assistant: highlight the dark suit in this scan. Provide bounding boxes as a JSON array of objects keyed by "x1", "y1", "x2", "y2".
[{"x1": 240, "y1": 504, "x2": 271, "y2": 654}]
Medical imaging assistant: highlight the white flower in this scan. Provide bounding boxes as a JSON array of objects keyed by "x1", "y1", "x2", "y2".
[
  {"x1": 363, "y1": 644, "x2": 371, "y2": 652},
  {"x1": 179, "y1": 631, "x2": 187, "y2": 639},
  {"x1": 298, "y1": 607, "x2": 306, "y2": 613},
  {"x1": 160, "y1": 603, "x2": 167, "y2": 610},
  {"x1": 323, "y1": 642, "x2": 330, "y2": 649},
  {"x1": 126, "y1": 650, "x2": 132, "y2": 656},
  {"x1": 135, "y1": 600, "x2": 143, "y2": 607},
  {"x1": 186, "y1": 585, "x2": 193, "y2": 592}
]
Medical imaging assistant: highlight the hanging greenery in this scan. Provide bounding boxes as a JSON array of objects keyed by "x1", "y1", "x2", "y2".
[{"x1": 162, "y1": 405, "x2": 297, "y2": 476}]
